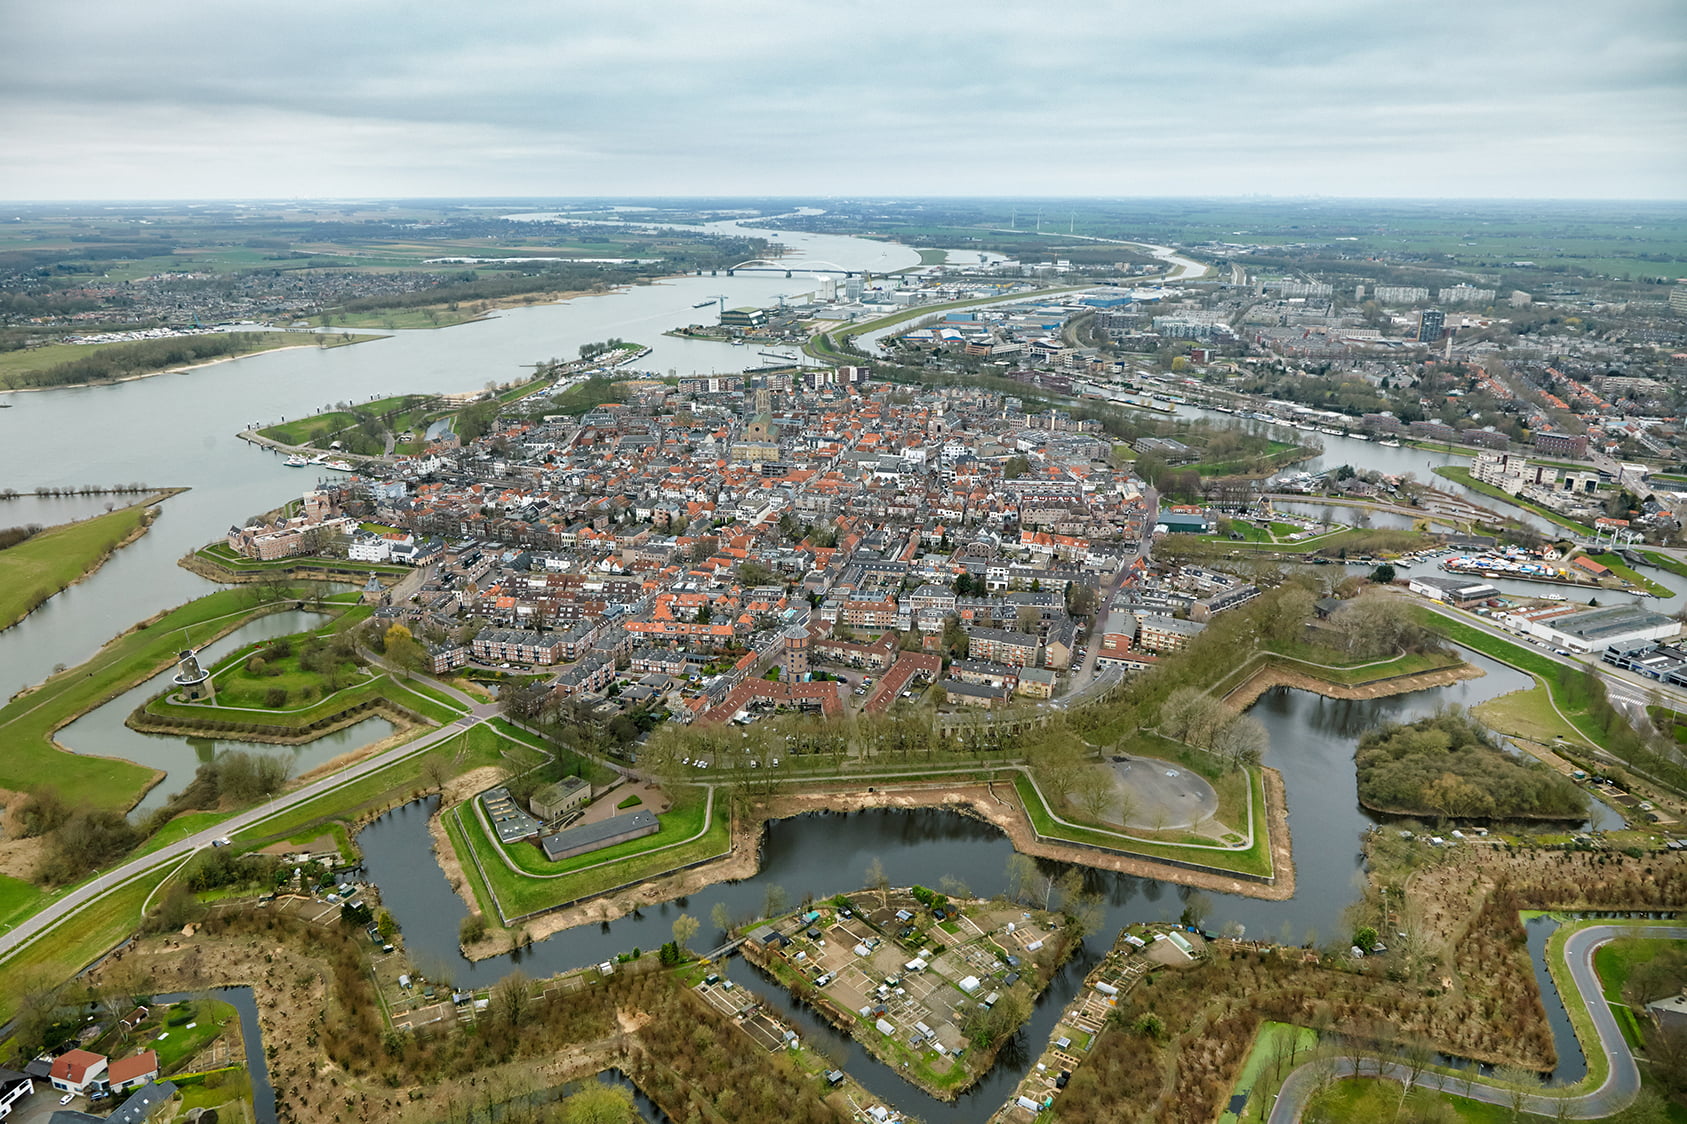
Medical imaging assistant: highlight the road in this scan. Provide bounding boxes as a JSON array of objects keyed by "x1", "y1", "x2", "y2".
[
  {"x1": 1072, "y1": 489, "x2": 1158, "y2": 689},
  {"x1": 1268, "y1": 923, "x2": 1685, "y2": 1121},
  {"x1": 0, "y1": 669, "x2": 500, "y2": 963}
]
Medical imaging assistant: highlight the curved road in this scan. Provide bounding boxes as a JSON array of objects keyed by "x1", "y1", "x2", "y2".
[
  {"x1": 1268, "y1": 923, "x2": 1685, "y2": 1121},
  {"x1": 0, "y1": 669, "x2": 501, "y2": 963}
]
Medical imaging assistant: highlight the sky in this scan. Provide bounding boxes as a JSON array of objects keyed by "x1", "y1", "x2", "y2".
[{"x1": 3, "y1": 0, "x2": 1685, "y2": 201}]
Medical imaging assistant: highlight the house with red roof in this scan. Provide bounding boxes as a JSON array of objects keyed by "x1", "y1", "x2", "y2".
[
  {"x1": 108, "y1": 1050, "x2": 160, "y2": 1093},
  {"x1": 48, "y1": 1049, "x2": 107, "y2": 1095}
]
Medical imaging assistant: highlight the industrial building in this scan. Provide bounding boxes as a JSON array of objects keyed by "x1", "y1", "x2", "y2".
[{"x1": 1498, "y1": 603, "x2": 1679, "y2": 654}]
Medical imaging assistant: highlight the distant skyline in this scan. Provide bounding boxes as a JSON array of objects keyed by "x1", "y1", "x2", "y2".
[{"x1": 4, "y1": 0, "x2": 1685, "y2": 202}]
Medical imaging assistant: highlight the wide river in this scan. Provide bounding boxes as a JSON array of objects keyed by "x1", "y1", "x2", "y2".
[{"x1": 0, "y1": 220, "x2": 1608, "y2": 1113}]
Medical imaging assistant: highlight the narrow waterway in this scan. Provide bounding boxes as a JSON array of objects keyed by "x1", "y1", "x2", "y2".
[
  {"x1": 54, "y1": 609, "x2": 396, "y2": 816},
  {"x1": 356, "y1": 643, "x2": 1597, "y2": 1120},
  {"x1": 153, "y1": 987, "x2": 277, "y2": 1124}
]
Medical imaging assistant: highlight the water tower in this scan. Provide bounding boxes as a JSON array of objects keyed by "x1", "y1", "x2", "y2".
[{"x1": 173, "y1": 648, "x2": 213, "y2": 703}]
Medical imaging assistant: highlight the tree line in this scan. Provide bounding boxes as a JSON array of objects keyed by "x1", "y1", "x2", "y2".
[{"x1": 0, "y1": 332, "x2": 281, "y2": 390}]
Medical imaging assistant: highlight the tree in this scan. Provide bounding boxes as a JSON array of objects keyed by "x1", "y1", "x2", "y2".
[
  {"x1": 383, "y1": 622, "x2": 427, "y2": 678},
  {"x1": 558, "y1": 1083, "x2": 636, "y2": 1124},
  {"x1": 1073, "y1": 765, "x2": 1119, "y2": 824},
  {"x1": 1493, "y1": 1064, "x2": 1540, "y2": 1122},
  {"x1": 1370, "y1": 562, "x2": 1396, "y2": 584},
  {"x1": 865, "y1": 857, "x2": 890, "y2": 909},
  {"x1": 1005, "y1": 852, "x2": 1042, "y2": 907},
  {"x1": 1178, "y1": 890, "x2": 1211, "y2": 929},
  {"x1": 1209, "y1": 714, "x2": 1269, "y2": 769},
  {"x1": 490, "y1": 969, "x2": 529, "y2": 1029},
  {"x1": 671, "y1": 913, "x2": 700, "y2": 956},
  {"x1": 710, "y1": 901, "x2": 734, "y2": 937}
]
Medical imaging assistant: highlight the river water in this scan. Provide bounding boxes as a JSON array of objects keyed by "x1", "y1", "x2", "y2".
[{"x1": 0, "y1": 219, "x2": 1602, "y2": 1107}]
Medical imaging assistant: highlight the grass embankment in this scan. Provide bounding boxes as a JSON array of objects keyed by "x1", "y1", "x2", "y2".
[
  {"x1": 1586, "y1": 552, "x2": 1671, "y2": 597},
  {"x1": 0, "y1": 865, "x2": 173, "y2": 1025},
  {"x1": 1173, "y1": 525, "x2": 1434, "y2": 558},
  {"x1": 1010, "y1": 764, "x2": 1274, "y2": 880},
  {"x1": 0, "y1": 495, "x2": 164, "y2": 631},
  {"x1": 451, "y1": 786, "x2": 730, "y2": 919},
  {"x1": 0, "y1": 589, "x2": 314, "y2": 810},
  {"x1": 0, "y1": 332, "x2": 378, "y2": 391},
  {"x1": 0, "y1": 874, "x2": 45, "y2": 933},
  {"x1": 235, "y1": 724, "x2": 543, "y2": 848},
  {"x1": 1433, "y1": 466, "x2": 1597, "y2": 536}
]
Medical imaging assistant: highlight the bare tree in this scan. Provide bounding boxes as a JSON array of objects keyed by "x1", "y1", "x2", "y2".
[
  {"x1": 864, "y1": 856, "x2": 890, "y2": 909},
  {"x1": 1493, "y1": 1064, "x2": 1540, "y2": 1123}
]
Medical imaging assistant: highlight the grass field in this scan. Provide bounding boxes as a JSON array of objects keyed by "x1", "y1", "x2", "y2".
[
  {"x1": 139, "y1": 998, "x2": 237, "y2": 1072},
  {"x1": 1219, "y1": 1021, "x2": 1318, "y2": 1124},
  {"x1": 1587, "y1": 552, "x2": 1671, "y2": 597},
  {"x1": 1303, "y1": 1076, "x2": 1553, "y2": 1123},
  {"x1": 0, "y1": 496, "x2": 159, "y2": 631},
  {"x1": 1474, "y1": 687, "x2": 1591, "y2": 749},
  {"x1": 1593, "y1": 937, "x2": 1677, "y2": 1048},
  {"x1": 0, "y1": 589, "x2": 318, "y2": 810},
  {"x1": 1637, "y1": 550, "x2": 1687, "y2": 581},
  {"x1": 452, "y1": 785, "x2": 730, "y2": 919},
  {"x1": 256, "y1": 392, "x2": 437, "y2": 446}
]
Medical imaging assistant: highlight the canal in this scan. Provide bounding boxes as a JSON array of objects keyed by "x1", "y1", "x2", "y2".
[
  {"x1": 356, "y1": 643, "x2": 1599, "y2": 1120},
  {"x1": 53, "y1": 609, "x2": 397, "y2": 818}
]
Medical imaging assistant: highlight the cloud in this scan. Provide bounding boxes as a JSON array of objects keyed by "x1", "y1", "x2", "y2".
[{"x1": 2, "y1": 0, "x2": 1683, "y2": 198}]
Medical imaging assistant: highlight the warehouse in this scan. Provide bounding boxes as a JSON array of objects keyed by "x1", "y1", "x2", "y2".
[{"x1": 1502, "y1": 603, "x2": 1680, "y2": 654}]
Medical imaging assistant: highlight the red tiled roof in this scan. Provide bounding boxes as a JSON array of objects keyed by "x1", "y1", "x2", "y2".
[{"x1": 108, "y1": 1050, "x2": 159, "y2": 1086}]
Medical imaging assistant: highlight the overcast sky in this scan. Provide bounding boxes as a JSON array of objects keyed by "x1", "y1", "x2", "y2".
[{"x1": 4, "y1": 0, "x2": 1684, "y2": 201}]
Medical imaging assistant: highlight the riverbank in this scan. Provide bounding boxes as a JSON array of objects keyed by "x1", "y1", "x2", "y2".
[
  {"x1": 0, "y1": 487, "x2": 186, "y2": 633},
  {"x1": 323, "y1": 285, "x2": 606, "y2": 330},
  {"x1": 0, "y1": 333, "x2": 382, "y2": 395}
]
